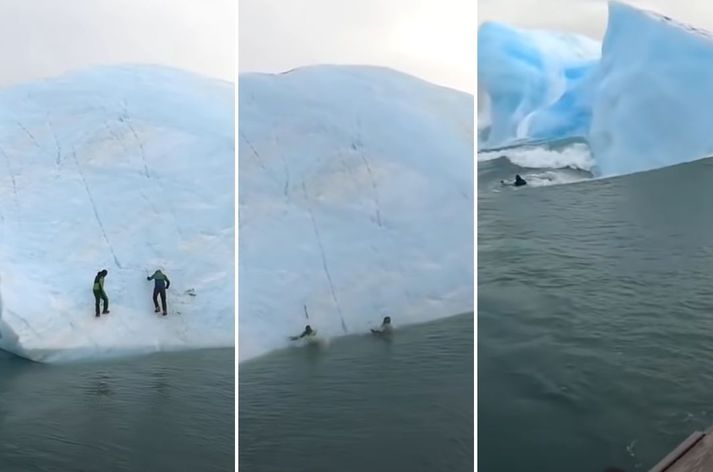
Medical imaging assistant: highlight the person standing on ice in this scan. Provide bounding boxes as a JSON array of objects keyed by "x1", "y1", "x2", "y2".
[
  {"x1": 147, "y1": 269, "x2": 171, "y2": 316},
  {"x1": 93, "y1": 269, "x2": 109, "y2": 317}
]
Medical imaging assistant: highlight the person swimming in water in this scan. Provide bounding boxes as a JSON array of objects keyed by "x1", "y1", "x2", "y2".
[
  {"x1": 290, "y1": 324, "x2": 316, "y2": 340},
  {"x1": 501, "y1": 174, "x2": 527, "y2": 187},
  {"x1": 371, "y1": 316, "x2": 392, "y2": 335}
]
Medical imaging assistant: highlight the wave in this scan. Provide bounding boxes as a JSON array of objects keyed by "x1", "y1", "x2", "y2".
[
  {"x1": 479, "y1": 137, "x2": 713, "y2": 196},
  {"x1": 478, "y1": 141, "x2": 594, "y2": 190}
]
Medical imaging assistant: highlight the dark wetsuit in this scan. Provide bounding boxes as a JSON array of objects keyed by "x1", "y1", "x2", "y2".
[
  {"x1": 148, "y1": 271, "x2": 170, "y2": 314},
  {"x1": 514, "y1": 175, "x2": 527, "y2": 187},
  {"x1": 291, "y1": 326, "x2": 314, "y2": 340}
]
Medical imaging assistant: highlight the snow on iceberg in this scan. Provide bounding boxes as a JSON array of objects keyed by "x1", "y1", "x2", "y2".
[
  {"x1": 0, "y1": 65, "x2": 234, "y2": 362},
  {"x1": 239, "y1": 65, "x2": 473, "y2": 361},
  {"x1": 478, "y1": 21, "x2": 600, "y2": 149},
  {"x1": 479, "y1": 1, "x2": 713, "y2": 178}
]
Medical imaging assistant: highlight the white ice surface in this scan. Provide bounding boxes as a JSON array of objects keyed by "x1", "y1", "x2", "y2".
[
  {"x1": 239, "y1": 65, "x2": 474, "y2": 361},
  {"x1": 0, "y1": 64, "x2": 234, "y2": 362}
]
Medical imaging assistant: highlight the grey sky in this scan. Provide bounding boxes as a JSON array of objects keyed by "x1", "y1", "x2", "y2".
[
  {"x1": 479, "y1": 0, "x2": 713, "y2": 40},
  {"x1": 239, "y1": 0, "x2": 475, "y2": 94},
  {"x1": 0, "y1": 0, "x2": 234, "y2": 87}
]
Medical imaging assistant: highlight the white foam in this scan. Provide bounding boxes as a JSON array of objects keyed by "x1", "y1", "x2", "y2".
[
  {"x1": 508, "y1": 144, "x2": 595, "y2": 171},
  {"x1": 523, "y1": 171, "x2": 590, "y2": 187},
  {"x1": 479, "y1": 143, "x2": 595, "y2": 172}
]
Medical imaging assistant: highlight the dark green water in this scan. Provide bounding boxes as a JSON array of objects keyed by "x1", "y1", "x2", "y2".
[
  {"x1": 479, "y1": 155, "x2": 713, "y2": 471},
  {"x1": 0, "y1": 348, "x2": 234, "y2": 472},
  {"x1": 239, "y1": 313, "x2": 473, "y2": 472}
]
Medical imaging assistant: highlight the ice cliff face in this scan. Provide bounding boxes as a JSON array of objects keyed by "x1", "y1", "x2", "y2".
[
  {"x1": 239, "y1": 65, "x2": 474, "y2": 361},
  {"x1": 590, "y1": 2, "x2": 713, "y2": 176},
  {"x1": 0, "y1": 65, "x2": 234, "y2": 362}
]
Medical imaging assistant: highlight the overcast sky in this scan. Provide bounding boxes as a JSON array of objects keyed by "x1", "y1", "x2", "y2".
[
  {"x1": 479, "y1": 0, "x2": 713, "y2": 39},
  {"x1": 239, "y1": 0, "x2": 475, "y2": 94},
  {"x1": 0, "y1": 0, "x2": 234, "y2": 87}
]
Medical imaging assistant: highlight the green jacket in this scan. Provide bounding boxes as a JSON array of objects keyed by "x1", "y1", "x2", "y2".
[
  {"x1": 93, "y1": 274, "x2": 105, "y2": 292},
  {"x1": 148, "y1": 270, "x2": 170, "y2": 290}
]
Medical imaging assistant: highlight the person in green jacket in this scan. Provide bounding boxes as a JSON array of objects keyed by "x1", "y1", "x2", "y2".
[
  {"x1": 147, "y1": 269, "x2": 171, "y2": 316},
  {"x1": 93, "y1": 269, "x2": 109, "y2": 317}
]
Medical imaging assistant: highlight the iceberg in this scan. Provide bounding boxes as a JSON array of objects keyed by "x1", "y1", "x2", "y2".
[
  {"x1": 0, "y1": 65, "x2": 234, "y2": 362},
  {"x1": 479, "y1": 1, "x2": 713, "y2": 177},
  {"x1": 590, "y1": 2, "x2": 713, "y2": 176},
  {"x1": 239, "y1": 65, "x2": 474, "y2": 361},
  {"x1": 478, "y1": 21, "x2": 600, "y2": 149}
]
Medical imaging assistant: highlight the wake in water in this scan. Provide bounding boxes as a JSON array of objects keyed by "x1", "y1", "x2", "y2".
[
  {"x1": 289, "y1": 336, "x2": 331, "y2": 356},
  {"x1": 478, "y1": 141, "x2": 594, "y2": 191}
]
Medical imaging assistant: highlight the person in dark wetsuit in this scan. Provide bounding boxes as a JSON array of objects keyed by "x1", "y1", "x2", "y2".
[
  {"x1": 93, "y1": 269, "x2": 109, "y2": 317},
  {"x1": 290, "y1": 325, "x2": 315, "y2": 340},
  {"x1": 501, "y1": 174, "x2": 527, "y2": 187},
  {"x1": 147, "y1": 269, "x2": 171, "y2": 316}
]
